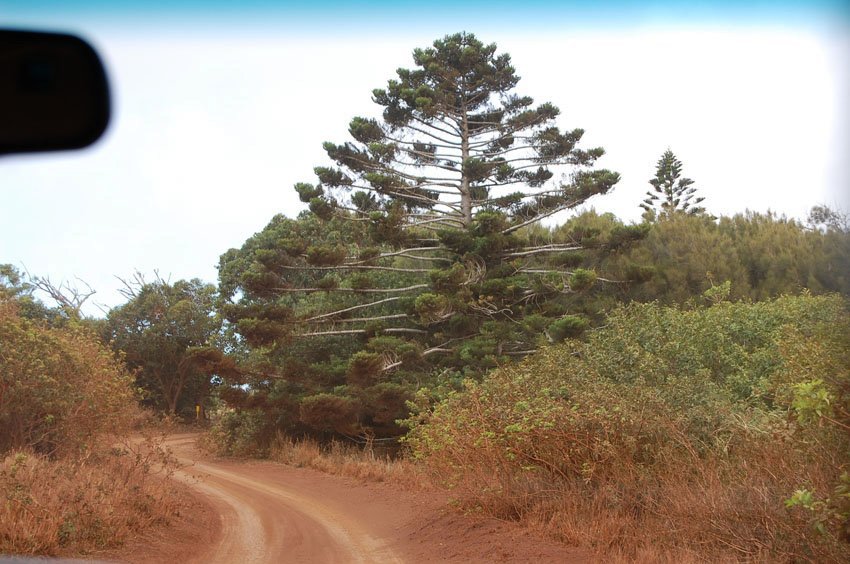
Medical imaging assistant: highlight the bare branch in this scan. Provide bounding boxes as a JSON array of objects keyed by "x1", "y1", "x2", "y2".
[
  {"x1": 502, "y1": 199, "x2": 581, "y2": 234},
  {"x1": 501, "y1": 244, "x2": 583, "y2": 258},
  {"x1": 312, "y1": 313, "x2": 410, "y2": 324},
  {"x1": 276, "y1": 283, "x2": 428, "y2": 294},
  {"x1": 296, "y1": 327, "x2": 428, "y2": 337},
  {"x1": 280, "y1": 264, "x2": 433, "y2": 273},
  {"x1": 29, "y1": 273, "x2": 96, "y2": 318},
  {"x1": 304, "y1": 296, "x2": 403, "y2": 322}
]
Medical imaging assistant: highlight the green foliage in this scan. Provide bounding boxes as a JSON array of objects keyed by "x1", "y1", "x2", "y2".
[
  {"x1": 545, "y1": 315, "x2": 588, "y2": 342},
  {"x1": 601, "y1": 210, "x2": 849, "y2": 305},
  {"x1": 429, "y1": 264, "x2": 466, "y2": 292},
  {"x1": 306, "y1": 245, "x2": 347, "y2": 267},
  {"x1": 294, "y1": 182, "x2": 323, "y2": 203},
  {"x1": 408, "y1": 293, "x2": 850, "y2": 559},
  {"x1": 785, "y1": 474, "x2": 850, "y2": 539},
  {"x1": 568, "y1": 268, "x2": 596, "y2": 292},
  {"x1": 204, "y1": 409, "x2": 272, "y2": 457},
  {"x1": 346, "y1": 351, "x2": 385, "y2": 387},
  {"x1": 316, "y1": 275, "x2": 339, "y2": 291},
  {"x1": 607, "y1": 223, "x2": 651, "y2": 249},
  {"x1": 308, "y1": 197, "x2": 335, "y2": 220},
  {"x1": 437, "y1": 229, "x2": 476, "y2": 255},
  {"x1": 791, "y1": 379, "x2": 835, "y2": 425},
  {"x1": 0, "y1": 265, "x2": 60, "y2": 323},
  {"x1": 548, "y1": 252, "x2": 584, "y2": 268},
  {"x1": 702, "y1": 279, "x2": 731, "y2": 304},
  {"x1": 719, "y1": 211, "x2": 848, "y2": 300},
  {"x1": 106, "y1": 278, "x2": 221, "y2": 416},
  {"x1": 360, "y1": 383, "x2": 412, "y2": 432},
  {"x1": 414, "y1": 293, "x2": 452, "y2": 324},
  {"x1": 299, "y1": 394, "x2": 359, "y2": 434}
]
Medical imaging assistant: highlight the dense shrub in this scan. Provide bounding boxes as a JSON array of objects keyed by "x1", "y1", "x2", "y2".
[
  {"x1": 407, "y1": 293, "x2": 850, "y2": 561},
  {"x1": 0, "y1": 300, "x2": 136, "y2": 455},
  {"x1": 200, "y1": 408, "x2": 274, "y2": 457}
]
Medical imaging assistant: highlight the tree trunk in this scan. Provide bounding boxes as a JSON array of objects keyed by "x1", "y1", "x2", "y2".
[{"x1": 460, "y1": 97, "x2": 472, "y2": 227}]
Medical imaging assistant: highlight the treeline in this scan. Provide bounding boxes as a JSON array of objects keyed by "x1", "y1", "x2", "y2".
[
  {"x1": 10, "y1": 203, "x2": 845, "y2": 446},
  {"x1": 559, "y1": 206, "x2": 850, "y2": 305},
  {"x1": 204, "y1": 207, "x2": 850, "y2": 452}
]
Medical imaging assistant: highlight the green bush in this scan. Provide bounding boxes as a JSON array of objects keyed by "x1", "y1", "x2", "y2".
[
  {"x1": 545, "y1": 315, "x2": 588, "y2": 343},
  {"x1": 299, "y1": 393, "x2": 360, "y2": 434},
  {"x1": 203, "y1": 408, "x2": 272, "y2": 457},
  {"x1": 406, "y1": 293, "x2": 850, "y2": 560}
]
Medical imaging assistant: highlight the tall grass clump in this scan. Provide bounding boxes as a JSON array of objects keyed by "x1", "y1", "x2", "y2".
[
  {"x1": 0, "y1": 299, "x2": 183, "y2": 556},
  {"x1": 268, "y1": 433, "x2": 424, "y2": 487},
  {"x1": 0, "y1": 436, "x2": 183, "y2": 556},
  {"x1": 406, "y1": 292, "x2": 850, "y2": 562},
  {"x1": 201, "y1": 416, "x2": 425, "y2": 487}
]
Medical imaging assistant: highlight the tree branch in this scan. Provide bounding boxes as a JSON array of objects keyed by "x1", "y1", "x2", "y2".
[
  {"x1": 304, "y1": 296, "x2": 403, "y2": 322},
  {"x1": 276, "y1": 283, "x2": 428, "y2": 294}
]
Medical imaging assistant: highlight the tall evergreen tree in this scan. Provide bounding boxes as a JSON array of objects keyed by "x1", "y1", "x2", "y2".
[
  {"x1": 219, "y1": 33, "x2": 620, "y2": 435},
  {"x1": 640, "y1": 149, "x2": 706, "y2": 219}
]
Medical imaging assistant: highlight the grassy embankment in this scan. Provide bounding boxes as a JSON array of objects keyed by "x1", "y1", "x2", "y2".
[{"x1": 407, "y1": 292, "x2": 850, "y2": 562}]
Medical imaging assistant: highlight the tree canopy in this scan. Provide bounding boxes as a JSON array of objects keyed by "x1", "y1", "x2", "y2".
[{"x1": 105, "y1": 276, "x2": 223, "y2": 416}]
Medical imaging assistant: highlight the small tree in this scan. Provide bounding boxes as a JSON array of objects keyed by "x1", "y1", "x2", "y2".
[
  {"x1": 640, "y1": 149, "x2": 706, "y2": 220},
  {"x1": 106, "y1": 275, "x2": 221, "y2": 416}
]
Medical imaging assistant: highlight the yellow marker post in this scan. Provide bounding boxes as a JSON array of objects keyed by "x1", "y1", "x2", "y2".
[{"x1": 195, "y1": 404, "x2": 200, "y2": 421}]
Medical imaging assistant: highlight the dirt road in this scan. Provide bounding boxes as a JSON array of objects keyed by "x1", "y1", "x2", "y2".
[
  {"x1": 123, "y1": 433, "x2": 589, "y2": 563},
  {"x1": 166, "y1": 434, "x2": 400, "y2": 563}
]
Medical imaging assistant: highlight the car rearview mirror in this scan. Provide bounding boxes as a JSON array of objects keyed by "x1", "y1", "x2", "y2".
[{"x1": 0, "y1": 29, "x2": 110, "y2": 155}]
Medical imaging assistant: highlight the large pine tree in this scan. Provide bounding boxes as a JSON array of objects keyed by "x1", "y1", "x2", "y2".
[{"x1": 219, "y1": 32, "x2": 622, "y2": 436}]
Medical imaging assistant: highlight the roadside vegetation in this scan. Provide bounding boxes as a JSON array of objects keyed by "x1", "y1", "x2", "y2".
[
  {"x1": 0, "y1": 296, "x2": 183, "y2": 556},
  {"x1": 269, "y1": 434, "x2": 423, "y2": 487},
  {"x1": 406, "y1": 292, "x2": 850, "y2": 561}
]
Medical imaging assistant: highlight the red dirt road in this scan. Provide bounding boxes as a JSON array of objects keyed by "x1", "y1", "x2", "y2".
[
  {"x1": 121, "y1": 433, "x2": 590, "y2": 563},
  {"x1": 167, "y1": 434, "x2": 400, "y2": 563}
]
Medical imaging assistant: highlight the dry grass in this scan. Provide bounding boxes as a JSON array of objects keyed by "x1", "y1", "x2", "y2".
[
  {"x1": 0, "y1": 434, "x2": 184, "y2": 557},
  {"x1": 424, "y1": 428, "x2": 847, "y2": 563},
  {"x1": 407, "y1": 296, "x2": 850, "y2": 562},
  {"x1": 268, "y1": 433, "x2": 428, "y2": 489},
  {"x1": 0, "y1": 301, "x2": 191, "y2": 557}
]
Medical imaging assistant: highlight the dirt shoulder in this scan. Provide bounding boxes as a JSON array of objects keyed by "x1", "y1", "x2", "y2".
[{"x1": 106, "y1": 433, "x2": 590, "y2": 563}]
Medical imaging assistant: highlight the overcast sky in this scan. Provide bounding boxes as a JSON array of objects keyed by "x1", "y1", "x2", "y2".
[{"x1": 1, "y1": 1, "x2": 848, "y2": 315}]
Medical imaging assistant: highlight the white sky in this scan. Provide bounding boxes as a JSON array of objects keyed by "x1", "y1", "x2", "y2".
[{"x1": 1, "y1": 24, "x2": 848, "y2": 315}]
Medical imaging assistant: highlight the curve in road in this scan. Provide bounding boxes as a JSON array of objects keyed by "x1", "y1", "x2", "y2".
[{"x1": 166, "y1": 435, "x2": 402, "y2": 564}]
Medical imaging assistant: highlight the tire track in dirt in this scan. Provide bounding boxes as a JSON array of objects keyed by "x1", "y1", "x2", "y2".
[{"x1": 166, "y1": 435, "x2": 402, "y2": 564}]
